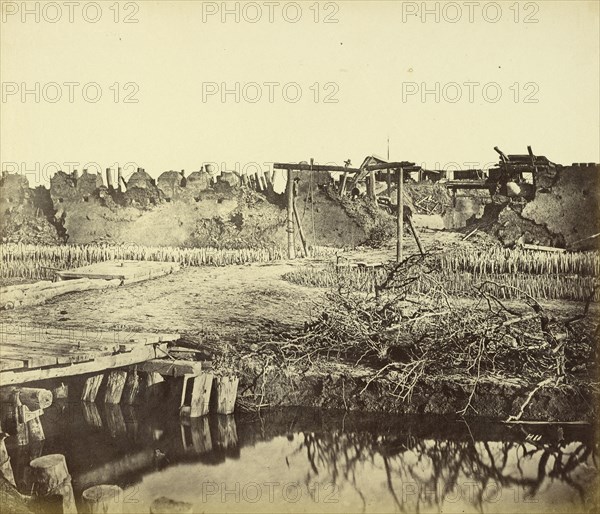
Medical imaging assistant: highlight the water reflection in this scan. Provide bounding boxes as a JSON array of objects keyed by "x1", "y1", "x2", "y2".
[{"x1": 4, "y1": 406, "x2": 597, "y2": 513}]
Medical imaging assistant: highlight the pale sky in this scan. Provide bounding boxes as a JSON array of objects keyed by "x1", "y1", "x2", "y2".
[{"x1": 1, "y1": 0, "x2": 599, "y2": 185}]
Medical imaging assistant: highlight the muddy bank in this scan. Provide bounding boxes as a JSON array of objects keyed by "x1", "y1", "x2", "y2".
[{"x1": 236, "y1": 363, "x2": 598, "y2": 422}]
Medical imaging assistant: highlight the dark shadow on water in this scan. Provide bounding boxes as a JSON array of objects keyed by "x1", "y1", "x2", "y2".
[{"x1": 5, "y1": 405, "x2": 598, "y2": 512}]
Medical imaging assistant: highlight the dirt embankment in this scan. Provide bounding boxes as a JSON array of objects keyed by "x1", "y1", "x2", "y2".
[{"x1": 1, "y1": 251, "x2": 596, "y2": 422}]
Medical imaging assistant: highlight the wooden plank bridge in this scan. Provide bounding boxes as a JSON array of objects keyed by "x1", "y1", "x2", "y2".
[{"x1": 0, "y1": 324, "x2": 176, "y2": 385}]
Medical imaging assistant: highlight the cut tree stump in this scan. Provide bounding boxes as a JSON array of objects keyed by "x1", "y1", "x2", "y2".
[
  {"x1": 103, "y1": 370, "x2": 127, "y2": 404},
  {"x1": 82, "y1": 484, "x2": 123, "y2": 513},
  {"x1": 29, "y1": 454, "x2": 77, "y2": 514},
  {"x1": 82, "y1": 374, "x2": 104, "y2": 402},
  {"x1": 180, "y1": 373, "x2": 213, "y2": 418},
  {"x1": 211, "y1": 376, "x2": 239, "y2": 415}
]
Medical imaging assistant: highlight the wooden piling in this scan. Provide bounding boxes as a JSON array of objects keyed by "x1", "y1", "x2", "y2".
[
  {"x1": 82, "y1": 374, "x2": 104, "y2": 402},
  {"x1": 103, "y1": 370, "x2": 127, "y2": 404},
  {"x1": 210, "y1": 376, "x2": 239, "y2": 415},
  {"x1": 121, "y1": 369, "x2": 141, "y2": 405},
  {"x1": 150, "y1": 497, "x2": 193, "y2": 514},
  {"x1": 29, "y1": 454, "x2": 77, "y2": 514},
  {"x1": 180, "y1": 373, "x2": 213, "y2": 418},
  {"x1": 82, "y1": 484, "x2": 123, "y2": 514}
]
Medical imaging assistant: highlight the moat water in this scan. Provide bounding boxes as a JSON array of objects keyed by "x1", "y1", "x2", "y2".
[{"x1": 6, "y1": 403, "x2": 597, "y2": 513}]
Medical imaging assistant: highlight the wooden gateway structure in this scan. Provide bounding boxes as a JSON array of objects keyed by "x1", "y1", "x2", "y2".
[{"x1": 273, "y1": 158, "x2": 424, "y2": 262}]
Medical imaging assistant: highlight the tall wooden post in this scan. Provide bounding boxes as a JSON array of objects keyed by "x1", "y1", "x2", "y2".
[
  {"x1": 286, "y1": 169, "x2": 296, "y2": 259},
  {"x1": 368, "y1": 169, "x2": 376, "y2": 199},
  {"x1": 396, "y1": 167, "x2": 404, "y2": 263}
]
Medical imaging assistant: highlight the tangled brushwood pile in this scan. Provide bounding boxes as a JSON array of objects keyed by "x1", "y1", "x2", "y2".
[{"x1": 249, "y1": 254, "x2": 598, "y2": 417}]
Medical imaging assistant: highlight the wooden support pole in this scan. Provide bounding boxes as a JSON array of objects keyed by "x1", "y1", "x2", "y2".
[
  {"x1": 286, "y1": 169, "x2": 296, "y2": 259},
  {"x1": 406, "y1": 215, "x2": 425, "y2": 256},
  {"x1": 339, "y1": 171, "x2": 348, "y2": 195},
  {"x1": 121, "y1": 369, "x2": 141, "y2": 405},
  {"x1": 0, "y1": 387, "x2": 53, "y2": 411},
  {"x1": 292, "y1": 199, "x2": 309, "y2": 258},
  {"x1": 29, "y1": 454, "x2": 77, "y2": 514},
  {"x1": 82, "y1": 374, "x2": 103, "y2": 402},
  {"x1": 82, "y1": 485, "x2": 123, "y2": 514},
  {"x1": 150, "y1": 497, "x2": 193, "y2": 514},
  {"x1": 368, "y1": 170, "x2": 376, "y2": 199},
  {"x1": 117, "y1": 167, "x2": 124, "y2": 192},
  {"x1": 180, "y1": 373, "x2": 213, "y2": 418},
  {"x1": 396, "y1": 168, "x2": 404, "y2": 263},
  {"x1": 103, "y1": 370, "x2": 127, "y2": 404},
  {"x1": 210, "y1": 376, "x2": 239, "y2": 415}
]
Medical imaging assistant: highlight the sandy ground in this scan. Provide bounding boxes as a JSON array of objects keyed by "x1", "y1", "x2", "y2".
[
  {"x1": 0, "y1": 260, "x2": 323, "y2": 343},
  {"x1": 1, "y1": 229, "x2": 594, "y2": 346}
]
